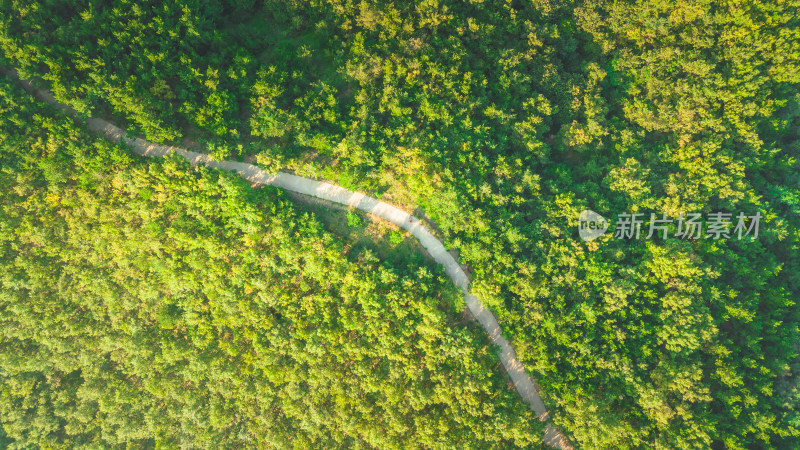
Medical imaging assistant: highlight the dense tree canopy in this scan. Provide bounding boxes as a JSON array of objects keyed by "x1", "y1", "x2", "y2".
[
  {"x1": 1, "y1": 0, "x2": 799, "y2": 447},
  {"x1": 0, "y1": 78, "x2": 543, "y2": 448}
]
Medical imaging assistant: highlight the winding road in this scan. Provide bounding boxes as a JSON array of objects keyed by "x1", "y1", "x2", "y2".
[{"x1": 4, "y1": 67, "x2": 571, "y2": 449}]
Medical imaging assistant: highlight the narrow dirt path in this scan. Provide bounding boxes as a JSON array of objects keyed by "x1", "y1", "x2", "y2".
[{"x1": 3, "y1": 67, "x2": 571, "y2": 449}]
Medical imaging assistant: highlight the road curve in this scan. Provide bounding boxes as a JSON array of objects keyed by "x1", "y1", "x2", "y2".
[{"x1": 3, "y1": 67, "x2": 571, "y2": 449}]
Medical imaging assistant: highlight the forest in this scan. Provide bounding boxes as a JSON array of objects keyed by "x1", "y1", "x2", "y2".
[
  {"x1": 1, "y1": 0, "x2": 799, "y2": 448},
  {"x1": 0, "y1": 78, "x2": 544, "y2": 447}
]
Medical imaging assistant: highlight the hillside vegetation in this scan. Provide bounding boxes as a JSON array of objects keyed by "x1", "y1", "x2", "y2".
[
  {"x1": 0, "y1": 78, "x2": 543, "y2": 448},
  {"x1": 1, "y1": 0, "x2": 799, "y2": 447}
]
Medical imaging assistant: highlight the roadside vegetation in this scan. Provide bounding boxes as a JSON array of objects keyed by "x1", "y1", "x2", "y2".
[
  {"x1": 1, "y1": 0, "x2": 799, "y2": 447},
  {"x1": 0, "y1": 77, "x2": 543, "y2": 448}
]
